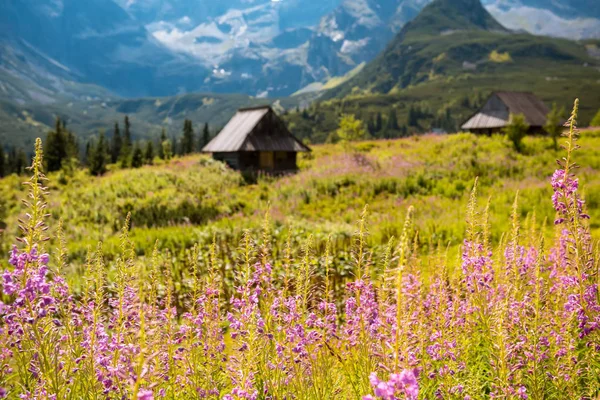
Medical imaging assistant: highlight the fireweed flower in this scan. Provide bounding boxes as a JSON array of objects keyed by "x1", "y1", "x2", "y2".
[
  {"x1": 137, "y1": 389, "x2": 154, "y2": 400},
  {"x1": 343, "y1": 280, "x2": 381, "y2": 348},
  {"x1": 365, "y1": 370, "x2": 419, "y2": 400},
  {"x1": 551, "y1": 170, "x2": 589, "y2": 224},
  {"x1": 461, "y1": 241, "x2": 494, "y2": 297}
]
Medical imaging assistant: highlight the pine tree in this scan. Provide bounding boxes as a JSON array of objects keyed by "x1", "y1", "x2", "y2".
[
  {"x1": 111, "y1": 122, "x2": 122, "y2": 163},
  {"x1": 124, "y1": 116, "x2": 132, "y2": 148},
  {"x1": 131, "y1": 144, "x2": 144, "y2": 168},
  {"x1": 120, "y1": 116, "x2": 132, "y2": 166},
  {"x1": 401, "y1": 125, "x2": 408, "y2": 137},
  {"x1": 200, "y1": 123, "x2": 210, "y2": 149},
  {"x1": 85, "y1": 142, "x2": 91, "y2": 164},
  {"x1": 15, "y1": 148, "x2": 28, "y2": 175},
  {"x1": 158, "y1": 128, "x2": 167, "y2": 159},
  {"x1": 89, "y1": 132, "x2": 109, "y2": 176},
  {"x1": 181, "y1": 119, "x2": 195, "y2": 155},
  {"x1": 386, "y1": 110, "x2": 399, "y2": 132},
  {"x1": 145, "y1": 141, "x2": 154, "y2": 165},
  {"x1": 45, "y1": 118, "x2": 68, "y2": 172},
  {"x1": 408, "y1": 106, "x2": 419, "y2": 127},
  {"x1": 65, "y1": 130, "x2": 78, "y2": 160},
  {"x1": 367, "y1": 116, "x2": 375, "y2": 135},
  {"x1": 375, "y1": 112, "x2": 383, "y2": 132}
]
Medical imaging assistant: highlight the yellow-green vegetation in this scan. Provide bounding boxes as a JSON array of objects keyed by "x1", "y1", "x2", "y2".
[
  {"x1": 292, "y1": 63, "x2": 367, "y2": 96},
  {"x1": 333, "y1": 114, "x2": 368, "y2": 143},
  {"x1": 591, "y1": 108, "x2": 600, "y2": 127},
  {"x1": 489, "y1": 50, "x2": 512, "y2": 63},
  {"x1": 0, "y1": 132, "x2": 600, "y2": 284},
  {"x1": 322, "y1": 63, "x2": 367, "y2": 91},
  {"x1": 1, "y1": 132, "x2": 600, "y2": 285}
]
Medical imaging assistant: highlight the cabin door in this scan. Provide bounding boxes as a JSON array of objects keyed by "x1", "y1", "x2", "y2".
[{"x1": 259, "y1": 151, "x2": 274, "y2": 170}]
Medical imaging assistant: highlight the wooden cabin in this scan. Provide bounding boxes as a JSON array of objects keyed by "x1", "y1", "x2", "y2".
[
  {"x1": 202, "y1": 106, "x2": 311, "y2": 173},
  {"x1": 461, "y1": 92, "x2": 550, "y2": 134}
]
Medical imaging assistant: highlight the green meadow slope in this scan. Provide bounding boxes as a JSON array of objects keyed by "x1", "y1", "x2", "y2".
[{"x1": 1, "y1": 131, "x2": 600, "y2": 284}]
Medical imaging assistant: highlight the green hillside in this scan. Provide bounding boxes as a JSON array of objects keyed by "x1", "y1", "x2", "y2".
[
  {"x1": 281, "y1": 0, "x2": 600, "y2": 142},
  {"x1": 330, "y1": 0, "x2": 599, "y2": 96},
  {"x1": 2, "y1": 131, "x2": 600, "y2": 276}
]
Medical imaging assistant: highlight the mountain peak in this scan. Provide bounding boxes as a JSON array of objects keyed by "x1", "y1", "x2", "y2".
[{"x1": 404, "y1": 0, "x2": 507, "y2": 36}]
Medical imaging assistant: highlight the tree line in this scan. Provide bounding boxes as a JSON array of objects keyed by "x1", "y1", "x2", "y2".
[
  {"x1": 0, "y1": 117, "x2": 213, "y2": 178},
  {"x1": 86, "y1": 117, "x2": 212, "y2": 176},
  {"x1": 0, "y1": 145, "x2": 29, "y2": 178}
]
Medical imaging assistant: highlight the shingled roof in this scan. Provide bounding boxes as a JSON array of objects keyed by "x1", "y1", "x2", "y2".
[
  {"x1": 462, "y1": 91, "x2": 550, "y2": 130},
  {"x1": 202, "y1": 106, "x2": 310, "y2": 153}
]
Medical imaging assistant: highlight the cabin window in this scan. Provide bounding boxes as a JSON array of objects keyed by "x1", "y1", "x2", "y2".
[
  {"x1": 259, "y1": 152, "x2": 274, "y2": 169},
  {"x1": 275, "y1": 152, "x2": 287, "y2": 161}
]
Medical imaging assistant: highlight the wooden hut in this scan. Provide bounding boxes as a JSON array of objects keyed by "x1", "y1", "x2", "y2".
[
  {"x1": 202, "y1": 105, "x2": 311, "y2": 172},
  {"x1": 461, "y1": 91, "x2": 550, "y2": 134}
]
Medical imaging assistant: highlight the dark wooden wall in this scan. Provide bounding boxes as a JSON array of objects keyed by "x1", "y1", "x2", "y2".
[{"x1": 213, "y1": 151, "x2": 298, "y2": 172}]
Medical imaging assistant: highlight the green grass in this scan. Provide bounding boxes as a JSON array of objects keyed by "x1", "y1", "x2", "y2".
[{"x1": 2, "y1": 131, "x2": 600, "y2": 285}]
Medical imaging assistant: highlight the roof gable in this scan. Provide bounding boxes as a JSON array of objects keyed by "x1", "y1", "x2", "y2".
[
  {"x1": 202, "y1": 106, "x2": 310, "y2": 153},
  {"x1": 461, "y1": 91, "x2": 550, "y2": 130},
  {"x1": 202, "y1": 107, "x2": 269, "y2": 153},
  {"x1": 494, "y1": 92, "x2": 549, "y2": 127}
]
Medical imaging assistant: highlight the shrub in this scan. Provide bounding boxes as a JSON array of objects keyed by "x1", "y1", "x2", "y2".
[{"x1": 504, "y1": 113, "x2": 529, "y2": 152}]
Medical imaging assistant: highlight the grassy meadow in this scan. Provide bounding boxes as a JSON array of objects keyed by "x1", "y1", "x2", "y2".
[
  {"x1": 2, "y1": 106, "x2": 600, "y2": 398},
  {"x1": 1, "y1": 129, "x2": 600, "y2": 287}
]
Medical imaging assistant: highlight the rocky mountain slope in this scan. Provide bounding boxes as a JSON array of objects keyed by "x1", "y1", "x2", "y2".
[
  {"x1": 327, "y1": 0, "x2": 599, "y2": 96},
  {"x1": 1, "y1": 0, "x2": 599, "y2": 100}
]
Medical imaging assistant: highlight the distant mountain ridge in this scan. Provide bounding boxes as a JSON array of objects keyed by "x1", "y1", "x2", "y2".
[
  {"x1": 0, "y1": 0, "x2": 599, "y2": 101},
  {"x1": 1, "y1": 0, "x2": 600, "y2": 150},
  {"x1": 327, "y1": 0, "x2": 600, "y2": 97}
]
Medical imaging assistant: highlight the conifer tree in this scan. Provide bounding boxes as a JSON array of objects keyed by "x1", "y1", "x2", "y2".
[
  {"x1": 120, "y1": 116, "x2": 132, "y2": 166},
  {"x1": 386, "y1": 110, "x2": 399, "y2": 136},
  {"x1": 401, "y1": 125, "x2": 408, "y2": 137},
  {"x1": 45, "y1": 118, "x2": 68, "y2": 172},
  {"x1": 85, "y1": 142, "x2": 91, "y2": 164},
  {"x1": 15, "y1": 148, "x2": 28, "y2": 175},
  {"x1": 367, "y1": 116, "x2": 375, "y2": 135},
  {"x1": 408, "y1": 106, "x2": 419, "y2": 127},
  {"x1": 66, "y1": 130, "x2": 78, "y2": 160},
  {"x1": 145, "y1": 141, "x2": 154, "y2": 165},
  {"x1": 111, "y1": 122, "x2": 122, "y2": 163},
  {"x1": 131, "y1": 144, "x2": 144, "y2": 168},
  {"x1": 124, "y1": 116, "x2": 132, "y2": 148},
  {"x1": 181, "y1": 119, "x2": 195, "y2": 155},
  {"x1": 158, "y1": 128, "x2": 167, "y2": 159},
  {"x1": 375, "y1": 112, "x2": 383, "y2": 133},
  {"x1": 200, "y1": 123, "x2": 210, "y2": 149},
  {"x1": 89, "y1": 131, "x2": 109, "y2": 176}
]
